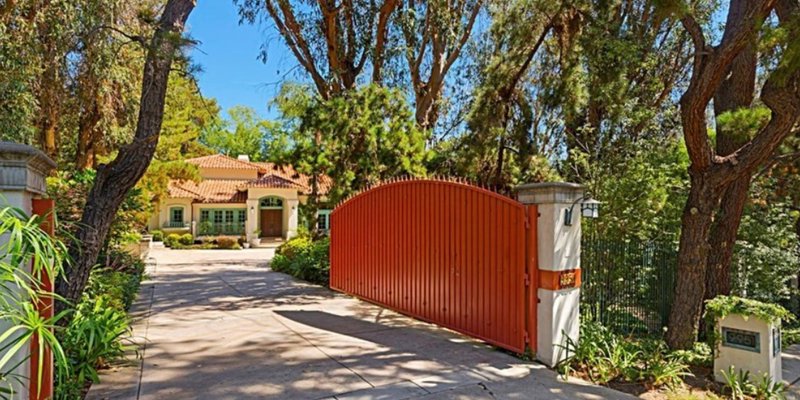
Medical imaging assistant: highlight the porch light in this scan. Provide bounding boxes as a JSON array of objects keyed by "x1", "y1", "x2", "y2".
[{"x1": 564, "y1": 195, "x2": 601, "y2": 226}]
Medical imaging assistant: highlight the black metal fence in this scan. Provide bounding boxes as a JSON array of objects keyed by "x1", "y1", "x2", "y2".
[{"x1": 581, "y1": 238, "x2": 678, "y2": 336}]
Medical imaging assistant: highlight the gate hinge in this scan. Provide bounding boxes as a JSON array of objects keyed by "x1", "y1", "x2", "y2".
[
  {"x1": 524, "y1": 214, "x2": 530, "y2": 229},
  {"x1": 524, "y1": 331, "x2": 530, "y2": 344},
  {"x1": 524, "y1": 273, "x2": 530, "y2": 286}
]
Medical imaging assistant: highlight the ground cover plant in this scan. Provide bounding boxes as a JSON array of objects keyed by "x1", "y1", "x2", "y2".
[
  {"x1": 54, "y1": 249, "x2": 146, "y2": 399},
  {"x1": 559, "y1": 316, "x2": 790, "y2": 400}
]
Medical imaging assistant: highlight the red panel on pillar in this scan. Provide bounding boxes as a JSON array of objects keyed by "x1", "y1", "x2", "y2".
[{"x1": 30, "y1": 199, "x2": 55, "y2": 400}]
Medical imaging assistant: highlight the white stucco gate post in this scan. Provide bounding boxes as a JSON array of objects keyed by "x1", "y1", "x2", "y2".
[
  {"x1": 517, "y1": 182, "x2": 584, "y2": 367},
  {"x1": 0, "y1": 142, "x2": 57, "y2": 399}
]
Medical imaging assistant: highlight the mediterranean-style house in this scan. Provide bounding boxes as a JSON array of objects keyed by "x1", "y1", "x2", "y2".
[{"x1": 148, "y1": 154, "x2": 332, "y2": 242}]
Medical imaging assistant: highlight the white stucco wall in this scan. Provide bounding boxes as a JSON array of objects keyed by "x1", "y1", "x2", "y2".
[
  {"x1": 0, "y1": 191, "x2": 33, "y2": 398},
  {"x1": 714, "y1": 314, "x2": 781, "y2": 383},
  {"x1": 151, "y1": 198, "x2": 193, "y2": 233}
]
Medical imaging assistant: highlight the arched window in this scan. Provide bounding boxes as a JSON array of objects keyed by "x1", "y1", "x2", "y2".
[{"x1": 260, "y1": 196, "x2": 283, "y2": 209}]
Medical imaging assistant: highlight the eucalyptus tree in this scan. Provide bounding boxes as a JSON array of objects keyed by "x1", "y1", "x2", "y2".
[
  {"x1": 0, "y1": 0, "x2": 163, "y2": 166},
  {"x1": 664, "y1": 0, "x2": 800, "y2": 349},
  {"x1": 0, "y1": 0, "x2": 77, "y2": 152},
  {"x1": 236, "y1": 0, "x2": 483, "y2": 132},
  {"x1": 396, "y1": 0, "x2": 484, "y2": 130},
  {"x1": 55, "y1": 0, "x2": 196, "y2": 316},
  {"x1": 546, "y1": 0, "x2": 706, "y2": 182},
  {"x1": 72, "y1": 2, "x2": 157, "y2": 169},
  {"x1": 235, "y1": 0, "x2": 400, "y2": 99}
]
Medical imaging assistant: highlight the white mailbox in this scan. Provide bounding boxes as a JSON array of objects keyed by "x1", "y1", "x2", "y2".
[{"x1": 714, "y1": 313, "x2": 781, "y2": 384}]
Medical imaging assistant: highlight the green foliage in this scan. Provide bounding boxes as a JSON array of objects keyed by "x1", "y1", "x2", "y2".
[
  {"x1": 721, "y1": 367, "x2": 755, "y2": 400},
  {"x1": 58, "y1": 298, "x2": 129, "y2": 388},
  {"x1": 705, "y1": 296, "x2": 793, "y2": 326},
  {"x1": 55, "y1": 255, "x2": 144, "y2": 399},
  {"x1": 670, "y1": 342, "x2": 712, "y2": 368},
  {"x1": 0, "y1": 206, "x2": 69, "y2": 398},
  {"x1": 271, "y1": 236, "x2": 331, "y2": 285},
  {"x1": 47, "y1": 170, "x2": 150, "y2": 250},
  {"x1": 581, "y1": 137, "x2": 689, "y2": 242},
  {"x1": 716, "y1": 107, "x2": 772, "y2": 144},
  {"x1": 720, "y1": 367, "x2": 786, "y2": 400},
  {"x1": 558, "y1": 320, "x2": 692, "y2": 390},
  {"x1": 164, "y1": 234, "x2": 181, "y2": 248},
  {"x1": 151, "y1": 230, "x2": 164, "y2": 242},
  {"x1": 179, "y1": 233, "x2": 194, "y2": 246},
  {"x1": 201, "y1": 105, "x2": 273, "y2": 161},
  {"x1": 731, "y1": 199, "x2": 800, "y2": 304},
  {"x1": 782, "y1": 328, "x2": 800, "y2": 348},
  {"x1": 157, "y1": 71, "x2": 219, "y2": 161},
  {"x1": 272, "y1": 83, "x2": 429, "y2": 203}
]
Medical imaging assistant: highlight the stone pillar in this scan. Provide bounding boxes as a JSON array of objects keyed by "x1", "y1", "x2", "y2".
[
  {"x1": 516, "y1": 182, "x2": 583, "y2": 367},
  {"x1": 286, "y1": 198, "x2": 299, "y2": 239},
  {"x1": 0, "y1": 142, "x2": 57, "y2": 399},
  {"x1": 714, "y1": 314, "x2": 781, "y2": 384}
]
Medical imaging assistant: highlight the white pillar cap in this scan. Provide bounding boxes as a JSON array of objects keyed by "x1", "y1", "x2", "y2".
[{"x1": 515, "y1": 182, "x2": 584, "y2": 205}]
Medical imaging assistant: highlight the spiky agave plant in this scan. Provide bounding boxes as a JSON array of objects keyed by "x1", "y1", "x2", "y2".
[{"x1": 0, "y1": 206, "x2": 70, "y2": 399}]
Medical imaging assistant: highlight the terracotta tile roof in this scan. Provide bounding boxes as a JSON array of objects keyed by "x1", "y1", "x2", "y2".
[
  {"x1": 166, "y1": 155, "x2": 333, "y2": 202},
  {"x1": 251, "y1": 162, "x2": 333, "y2": 195},
  {"x1": 241, "y1": 174, "x2": 306, "y2": 190},
  {"x1": 167, "y1": 181, "x2": 204, "y2": 199},
  {"x1": 185, "y1": 154, "x2": 266, "y2": 172},
  {"x1": 168, "y1": 179, "x2": 249, "y2": 203}
]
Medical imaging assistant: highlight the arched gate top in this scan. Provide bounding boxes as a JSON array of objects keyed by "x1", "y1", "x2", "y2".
[{"x1": 332, "y1": 177, "x2": 523, "y2": 215}]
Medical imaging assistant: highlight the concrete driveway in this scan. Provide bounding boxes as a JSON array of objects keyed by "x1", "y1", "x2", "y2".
[{"x1": 87, "y1": 246, "x2": 631, "y2": 400}]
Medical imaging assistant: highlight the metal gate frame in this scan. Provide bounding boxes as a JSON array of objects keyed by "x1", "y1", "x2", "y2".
[{"x1": 330, "y1": 178, "x2": 539, "y2": 354}]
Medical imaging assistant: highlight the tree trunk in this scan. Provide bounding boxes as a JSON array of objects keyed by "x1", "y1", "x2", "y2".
[
  {"x1": 666, "y1": 172, "x2": 721, "y2": 349},
  {"x1": 309, "y1": 130, "x2": 322, "y2": 236},
  {"x1": 55, "y1": 0, "x2": 195, "y2": 318},
  {"x1": 704, "y1": 175, "x2": 750, "y2": 299},
  {"x1": 703, "y1": 4, "x2": 757, "y2": 299},
  {"x1": 76, "y1": 101, "x2": 101, "y2": 170}
]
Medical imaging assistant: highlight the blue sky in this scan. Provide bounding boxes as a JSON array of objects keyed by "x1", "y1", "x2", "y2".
[{"x1": 186, "y1": 2, "x2": 297, "y2": 119}]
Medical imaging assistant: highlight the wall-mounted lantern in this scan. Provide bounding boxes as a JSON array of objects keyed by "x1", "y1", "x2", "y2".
[{"x1": 564, "y1": 195, "x2": 601, "y2": 226}]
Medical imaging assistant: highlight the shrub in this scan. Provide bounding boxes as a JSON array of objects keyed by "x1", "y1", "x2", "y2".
[
  {"x1": 558, "y1": 320, "x2": 691, "y2": 390},
  {"x1": 57, "y1": 297, "x2": 130, "y2": 393},
  {"x1": 217, "y1": 237, "x2": 240, "y2": 249},
  {"x1": 83, "y1": 268, "x2": 143, "y2": 311},
  {"x1": 55, "y1": 250, "x2": 145, "y2": 399},
  {"x1": 179, "y1": 233, "x2": 194, "y2": 246},
  {"x1": 272, "y1": 236, "x2": 330, "y2": 285},
  {"x1": 151, "y1": 230, "x2": 164, "y2": 242},
  {"x1": 164, "y1": 233, "x2": 181, "y2": 248}
]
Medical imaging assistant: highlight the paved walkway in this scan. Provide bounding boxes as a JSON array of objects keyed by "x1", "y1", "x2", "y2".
[{"x1": 87, "y1": 246, "x2": 633, "y2": 400}]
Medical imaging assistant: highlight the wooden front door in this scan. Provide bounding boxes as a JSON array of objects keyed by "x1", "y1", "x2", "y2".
[{"x1": 260, "y1": 209, "x2": 282, "y2": 237}]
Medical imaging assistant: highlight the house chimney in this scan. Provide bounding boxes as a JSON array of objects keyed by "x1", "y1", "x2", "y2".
[{"x1": 237, "y1": 154, "x2": 250, "y2": 162}]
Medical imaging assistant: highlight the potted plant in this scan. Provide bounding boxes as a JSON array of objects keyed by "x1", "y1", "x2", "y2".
[
  {"x1": 249, "y1": 229, "x2": 261, "y2": 247},
  {"x1": 240, "y1": 233, "x2": 250, "y2": 249}
]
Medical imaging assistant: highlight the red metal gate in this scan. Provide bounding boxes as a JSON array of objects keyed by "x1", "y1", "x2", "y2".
[{"x1": 330, "y1": 178, "x2": 537, "y2": 353}]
